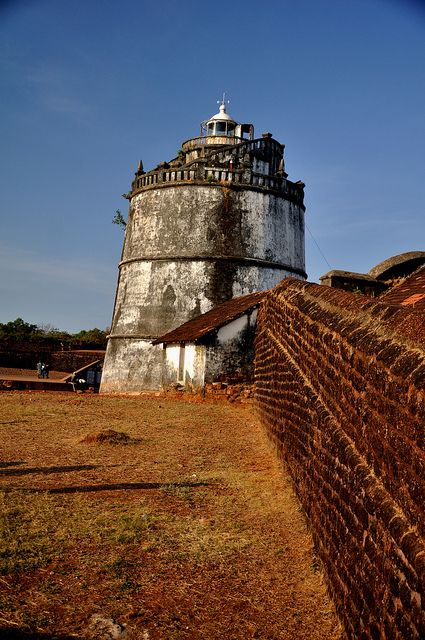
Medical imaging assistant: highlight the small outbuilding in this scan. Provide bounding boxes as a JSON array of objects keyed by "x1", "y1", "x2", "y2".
[
  {"x1": 152, "y1": 291, "x2": 265, "y2": 392},
  {"x1": 320, "y1": 251, "x2": 425, "y2": 297}
]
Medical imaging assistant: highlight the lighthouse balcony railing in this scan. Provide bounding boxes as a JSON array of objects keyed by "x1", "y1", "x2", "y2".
[
  {"x1": 182, "y1": 136, "x2": 283, "y2": 156},
  {"x1": 132, "y1": 167, "x2": 302, "y2": 203},
  {"x1": 204, "y1": 168, "x2": 292, "y2": 194},
  {"x1": 204, "y1": 168, "x2": 242, "y2": 184},
  {"x1": 182, "y1": 135, "x2": 246, "y2": 151},
  {"x1": 133, "y1": 169, "x2": 197, "y2": 190}
]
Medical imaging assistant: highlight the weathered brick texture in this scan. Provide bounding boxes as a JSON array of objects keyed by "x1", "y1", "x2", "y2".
[{"x1": 255, "y1": 278, "x2": 425, "y2": 639}]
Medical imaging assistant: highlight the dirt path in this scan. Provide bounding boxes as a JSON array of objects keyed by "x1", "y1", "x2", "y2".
[{"x1": 0, "y1": 393, "x2": 343, "y2": 639}]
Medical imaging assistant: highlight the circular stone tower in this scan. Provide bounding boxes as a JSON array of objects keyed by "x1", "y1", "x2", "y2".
[{"x1": 101, "y1": 101, "x2": 306, "y2": 392}]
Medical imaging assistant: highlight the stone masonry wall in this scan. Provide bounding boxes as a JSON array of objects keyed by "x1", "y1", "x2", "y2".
[
  {"x1": 102, "y1": 180, "x2": 305, "y2": 393},
  {"x1": 0, "y1": 343, "x2": 55, "y2": 369},
  {"x1": 255, "y1": 278, "x2": 425, "y2": 639},
  {"x1": 0, "y1": 343, "x2": 104, "y2": 372},
  {"x1": 50, "y1": 350, "x2": 105, "y2": 372}
]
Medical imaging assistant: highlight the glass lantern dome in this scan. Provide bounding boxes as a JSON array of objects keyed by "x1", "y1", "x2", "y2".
[{"x1": 202, "y1": 100, "x2": 237, "y2": 137}]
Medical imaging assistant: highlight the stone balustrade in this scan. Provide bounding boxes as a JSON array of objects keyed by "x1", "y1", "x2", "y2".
[
  {"x1": 131, "y1": 164, "x2": 303, "y2": 205},
  {"x1": 181, "y1": 135, "x2": 246, "y2": 150}
]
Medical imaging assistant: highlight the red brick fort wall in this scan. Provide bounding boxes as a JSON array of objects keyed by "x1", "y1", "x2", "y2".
[{"x1": 255, "y1": 278, "x2": 425, "y2": 639}]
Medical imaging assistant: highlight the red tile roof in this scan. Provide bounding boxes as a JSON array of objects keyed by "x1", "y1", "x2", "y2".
[
  {"x1": 153, "y1": 291, "x2": 266, "y2": 344},
  {"x1": 380, "y1": 265, "x2": 425, "y2": 312}
]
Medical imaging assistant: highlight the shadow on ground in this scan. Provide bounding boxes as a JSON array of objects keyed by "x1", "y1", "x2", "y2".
[
  {"x1": 0, "y1": 629, "x2": 83, "y2": 640},
  {"x1": 0, "y1": 461, "x2": 27, "y2": 469},
  {"x1": 2, "y1": 480, "x2": 212, "y2": 494},
  {"x1": 0, "y1": 465, "x2": 99, "y2": 477}
]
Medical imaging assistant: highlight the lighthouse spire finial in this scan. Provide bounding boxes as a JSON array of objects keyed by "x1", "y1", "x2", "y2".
[{"x1": 217, "y1": 92, "x2": 230, "y2": 112}]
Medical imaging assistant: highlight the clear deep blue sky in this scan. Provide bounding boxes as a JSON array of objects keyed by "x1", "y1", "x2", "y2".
[{"x1": 1, "y1": 0, "x2": 424, "y2": 332}]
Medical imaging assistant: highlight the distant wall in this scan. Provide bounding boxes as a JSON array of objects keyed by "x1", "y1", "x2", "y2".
[
  {"x1": 0, "y1": 343, "x2": 104, "y2": 372},
  {"x1": 0, "y1": 342, "x2": 54, "y2": 369},
  {"x1": 255, "y1": 278, "x2": 425, "y2": 639},
  {"x1": 50, "y1": 350, "x2": 105, "y2": 372}
]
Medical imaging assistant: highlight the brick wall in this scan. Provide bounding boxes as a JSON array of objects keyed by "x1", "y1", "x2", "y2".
[
  {"x1": 255, "y1": 278, "x2": 425, "y2": 639},
  {"x1": 50, "y1": 350, "x2": 105, "y2": 372},
  {"x1": 0, "y1": 342, "x2": 55, "y2": 368},
  {"x1": 0, "y1": 343, "x2": 104, "y2": 372}
]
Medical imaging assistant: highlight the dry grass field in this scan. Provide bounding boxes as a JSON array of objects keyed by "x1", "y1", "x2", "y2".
[{"x1": 0, "y1": 392, "x2": 343, "y2": 640}]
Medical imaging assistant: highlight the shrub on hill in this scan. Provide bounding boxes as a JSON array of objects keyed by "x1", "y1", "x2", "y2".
[{"x1": 0, "y1": 318, "x2": 108, "y2": 349}]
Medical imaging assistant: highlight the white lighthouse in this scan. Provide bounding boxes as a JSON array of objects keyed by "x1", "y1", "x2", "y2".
[{"x1": 100, "y1": 101, "x2": 306, "y2": 392}]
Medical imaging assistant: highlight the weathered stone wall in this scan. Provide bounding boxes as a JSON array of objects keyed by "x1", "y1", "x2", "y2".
[
  {"x1": 50, "y1": 350, "x2": 105, "y2": 372},
  {"x1": 125, "y1": 185, "x2": 305, "y2": 270},
  {"x1": 255, "y1": 278, "x2": 425, "y2": 639},
  {"x1": 109, "y1": 259, "x2": 290, "y2": 340},
  {"x1": 204, "y1": 310, "x2": 258, "y2": 383},
  {"x1": 102, "y1": 180, "x2": 305, "y2": 392},
  {"x1": 114, "y1": 184, "x2": 305, "y2": 339},
  {"x1": 100, "y1": 339, "x2": 163, "y2": 393}
]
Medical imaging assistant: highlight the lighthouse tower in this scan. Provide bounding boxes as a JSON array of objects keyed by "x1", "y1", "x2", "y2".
[{"x1": 100, "y1": 101, "x2": 306, "y2": 392}]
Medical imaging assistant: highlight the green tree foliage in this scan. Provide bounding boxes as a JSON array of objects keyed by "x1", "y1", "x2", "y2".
[
  {"x1": 0, "y1": 318, "x2": 41, "y2": 341},
  {"x1": 71, "y1": 328, "x2": 108, "y2": 348},
  {"x1": 112, "y1": 209, "x2": 126, "y2": 228},
  {"x1": 0, "y1": 319, "x2": 108, "y2": 349}
]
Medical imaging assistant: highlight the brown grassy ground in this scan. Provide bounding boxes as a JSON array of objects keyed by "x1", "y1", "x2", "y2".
[{"x1": 0, "y1": 392, "x2": 344, "y2": 640}]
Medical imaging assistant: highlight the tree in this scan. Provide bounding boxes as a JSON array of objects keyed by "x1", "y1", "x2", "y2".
[
  {"x1": 0, "y1": 318, "x2": 108, "y2": 349},
  {"x1": 0, "y1": 318, "x2": 40, "y2": 341},
  {"x1": 72, "y1": 328, "x2": 108, "y2": 348},
  {"x1": 112, "y1": 209, "x2": 126, "y2": 228}
]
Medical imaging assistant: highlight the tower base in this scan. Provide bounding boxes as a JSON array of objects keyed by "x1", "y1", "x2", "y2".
[{"x1": 100, "y1": 339, "x2": 163, "y2": 393}]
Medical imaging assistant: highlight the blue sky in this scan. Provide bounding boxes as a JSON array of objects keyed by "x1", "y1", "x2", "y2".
[{"x1": 1, "y1": 0, "x2": 424, "y2": 332}]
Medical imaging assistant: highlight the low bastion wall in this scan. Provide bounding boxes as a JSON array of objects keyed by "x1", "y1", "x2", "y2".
[
  {"x1": 255, "y1": 278, "x2": 425, "y2": 639},
  {"x1": 0, "y1": 344, "x2": 105, "y2": 372},
  {"x1": 50, "y1": 350, "x2": 105, "y2": 372}
]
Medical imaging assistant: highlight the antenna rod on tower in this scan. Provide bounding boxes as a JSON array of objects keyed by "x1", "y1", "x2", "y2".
[{"x1": 218, "y1": 92, "x2": 230, "y2": 109}]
